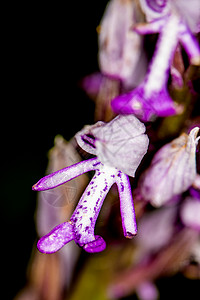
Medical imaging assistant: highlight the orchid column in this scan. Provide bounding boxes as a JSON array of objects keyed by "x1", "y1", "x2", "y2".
[{"x1": 33, "y1": 115, "x2": 149, "y2": 253}]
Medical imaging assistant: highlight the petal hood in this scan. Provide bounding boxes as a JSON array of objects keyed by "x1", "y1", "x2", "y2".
[{"x1": 75, "y1": 115, "x2": 149, "y2": 177}]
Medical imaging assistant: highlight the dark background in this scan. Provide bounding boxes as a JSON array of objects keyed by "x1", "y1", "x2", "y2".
[
  {"x1": 2, "y1": 1, "x2": 199, "y2": 299},
  {"x1": 2, "y1": 2, "x2": 105, "y2": 299}
]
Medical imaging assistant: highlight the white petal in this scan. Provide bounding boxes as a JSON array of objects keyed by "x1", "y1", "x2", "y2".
[
  {"x1": 140, "y1": 128, "x2": 199, "y2": 206},
  {"x1": 94, "y1": 115, "x2": 149, "y2": 176}
]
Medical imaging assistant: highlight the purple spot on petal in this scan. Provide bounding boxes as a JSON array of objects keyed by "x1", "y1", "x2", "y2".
[
  {"x1": 103, "y1": 185, "x2": 108, "y2": 192},
  {"x1": 81, "y1": 135, "x2": 96, "y2": 149},
  {"x1": 93, "y1": 161, "x2": 101, "y2": 167},
  {"x1": 75, "y1": 234, "x2": 81, "y2": 242}
]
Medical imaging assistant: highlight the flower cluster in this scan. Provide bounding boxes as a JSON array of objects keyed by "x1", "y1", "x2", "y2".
[{"x1": 30, "y1": 1, "x2": 200, "y2": 299}]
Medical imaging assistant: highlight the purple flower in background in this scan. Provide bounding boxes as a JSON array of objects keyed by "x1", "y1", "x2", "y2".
[
  {"x1": 138, "y1": 127, "x2": 200, "y2": 207},
  {"x1": 136, "y1": 281, "x2": 159, "y2": 300},
  {"x1": 33, "y1": 115, "x2": 149, "y2": 253},
  {"x1": 82, "y1": 0, "x2": 147, "y2": 122},
  {"x1": 111, "y1": 0, "x2": 200, "y2": 121}
]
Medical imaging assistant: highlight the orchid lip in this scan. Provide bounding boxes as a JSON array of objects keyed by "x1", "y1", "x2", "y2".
[{"x1": 35, "y1": 159, "x2": 138, "y2": 253}]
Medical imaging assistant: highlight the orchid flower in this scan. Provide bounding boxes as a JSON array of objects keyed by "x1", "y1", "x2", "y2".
[
  {"x1": 138, "y1": 127, "x2": 200, "y2": 207},
  {"x1": 111, "y1": 0, "x2": 200, "y2": 121},
  {"x1": 33, "y1": 115, "x2": 149, "y2": 253}
]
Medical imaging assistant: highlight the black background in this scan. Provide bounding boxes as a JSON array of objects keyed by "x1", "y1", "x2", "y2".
[
  {"x1": 2, "y1": 2, "x2": 105, "y2": 299},
  {"x1": 2, "y1": 1, "x2": 199, "y2": 299}
]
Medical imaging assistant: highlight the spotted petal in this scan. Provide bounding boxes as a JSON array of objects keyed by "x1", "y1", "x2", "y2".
[{"x1": 37, "y1": 222, "x2": 74, "y2": 253}]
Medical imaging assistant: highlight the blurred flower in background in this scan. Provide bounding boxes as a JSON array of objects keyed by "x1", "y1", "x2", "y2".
[
  {"x1": 111, "y1": 0, "x2": 200, "y2": 121},
  {"x1": 14, "y1": 0, "x2": 199, "y2": 300},
  {"x1": 138, "y1": 127, "x2": 199, "y2": 207},
  {"x1": 82, "y1": 0, "x2": 147, "y2": 121}
]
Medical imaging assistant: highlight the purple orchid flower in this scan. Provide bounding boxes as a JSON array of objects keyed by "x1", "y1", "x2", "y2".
[
  {"x1": 33, "y1": 115, "x2": 149, "y2": 253},
  {"x1": 81, "y1": 0, "x2": 147, "y2": 122},
  {"x1": 111, "y1": 0, "x2": 200, "y2": 121}
]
